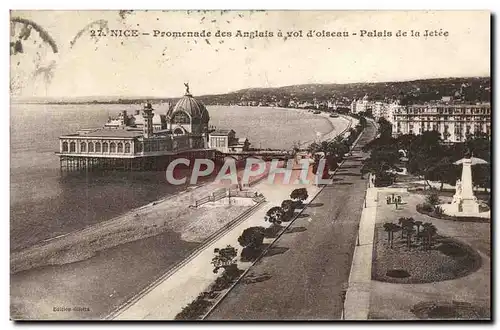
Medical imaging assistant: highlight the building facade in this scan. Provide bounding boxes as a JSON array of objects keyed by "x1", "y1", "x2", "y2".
[
  {"x1": 350, "y1": 95, "x2": 372, "y2": 114},
  {"x1": 58, "y1": 85, "x2": 250, "y2": 171},
  {"x1": 59, "y1": 89, "x2": 210, "y2": 160},
  {"x1": 392, "y1": 103, "x2": 491, "y2": 142},
  {"x1": 208, "y1": 129, "x2": 250, "y2": 153}
]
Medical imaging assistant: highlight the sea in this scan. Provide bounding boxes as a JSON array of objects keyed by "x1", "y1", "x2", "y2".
[{"x1": 10, "y1": 103, "x2": 333, "y2": 251}]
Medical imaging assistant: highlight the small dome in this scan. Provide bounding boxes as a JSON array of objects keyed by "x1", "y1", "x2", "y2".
[{"x1": 168, "y1": 93, "x2": 209, "y2": 123}]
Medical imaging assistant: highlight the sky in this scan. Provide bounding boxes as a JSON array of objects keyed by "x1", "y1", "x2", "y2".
[{"x1": 10, "y1": 10, "x2": 491, "y2": 99}]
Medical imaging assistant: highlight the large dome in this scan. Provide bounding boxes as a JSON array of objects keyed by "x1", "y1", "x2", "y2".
[{"x1": 169, "y1": 93, "x2": 210, "y2": 123}]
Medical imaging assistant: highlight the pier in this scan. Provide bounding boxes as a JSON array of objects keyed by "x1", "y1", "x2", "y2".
[
  {"x1": 57, "y1": 148, "x2": 295, "y2": 173},
  {"x1": 57, "y1": 149, "x2": 217, "y2": 172}
]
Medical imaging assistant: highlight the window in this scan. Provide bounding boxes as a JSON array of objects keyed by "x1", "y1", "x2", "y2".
[
  {"x1": 95, "y1": 142, "x2": 101, "y2": 152},
  {"x1": 110, "y1": 142, "x2": 116, "y2": 153},
  {"x1": 80, "y1": 142, "x2": 87, "y2": 152},
  {"x1": 88, "y1": 142, "x2": 94, "y2": 152},
  {"x1": 125, "y1": 143, "x2": 131, "y2": 153},
  {"x1": 103, "y1": 142, "x2": 108, "y2": 152},
  {"x1": 62, "y1": 142, "x2": 68, "y2": 152},
  {"x1": 70, "y1": 142, "x2": 76, "y2": 152},
  {"x1": 217, "y1": 137, "x2": 227, "y2": 147},
  {"x1": 172, "y1": 111, "x2": 190, "y2": 125},
  {"x1": 117, "y1": 142, "x2": 123, "y2": 153},
  {"x1": 173, "y1": 128, "x2": 184, "y2": 135}
]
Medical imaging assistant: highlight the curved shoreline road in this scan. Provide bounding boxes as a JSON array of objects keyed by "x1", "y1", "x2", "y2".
[{"x1": 207, "y1": 120, "x2": 377, "y2": 320}]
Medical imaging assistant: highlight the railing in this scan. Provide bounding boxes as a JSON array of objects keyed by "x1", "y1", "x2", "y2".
[
  {"x1": 192, "y1": 188, "x2": 262, "y2": 208},
  {"x1": 193, "y1": 195, "x2": 212, "y2": 208},
  {"x1": 193, "y1": 190, "x2": 227, "y2": 208},
  {"x1": 228, "y1": 189, "x2": 260, "y2": 198}
]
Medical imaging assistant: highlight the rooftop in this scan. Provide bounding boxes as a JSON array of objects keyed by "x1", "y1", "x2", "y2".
[
  {"x1": 64, "y1": 128, "x2": 145, "y2": 138},
  {"x1": 210, "y1": 129, "x2": 235, "y2": 136},
  {"x1": 407, "y1": 103, "x2": 491, "y2": 108}
]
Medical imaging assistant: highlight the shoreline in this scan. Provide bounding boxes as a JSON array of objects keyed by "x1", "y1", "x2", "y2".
[
  {"x1": 11, "y1": 106, "x2": 342, "y2": 253},
  {"x1": 10, "y1": 114, "x2": 353, "y2": 320},
  {"x1": 12, "y1": 108, "x2": 348, "y2": 256}
]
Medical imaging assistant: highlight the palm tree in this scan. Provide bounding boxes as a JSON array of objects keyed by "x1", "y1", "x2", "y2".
[
  {"x1": 397, "y1": 218, "x2": 406, "y2": 239},
  {"x1": 414, "y1": 221, "x2": 423, "y2": 241},
  {"x1": 389, "y1": 223, "x2": 400, "y2": 249},
  {"x1": 421, "y1": 223, "x2": 438, "y2": 250},
  {"x1": 398, "y1": 217, "x2": 411, "y2": 238},
  {"x1": 383, "y1": 222, "x2": 400, "y2": 248},
  {"x1": 392, "y1": 224, "x2": 401, "y2": 248},
  {"x1": 405, "y1": 226, "x2": 416, "y2": 249},
  {"x1": 383, "y1": 223, "x2": 392, "y2": 244}
]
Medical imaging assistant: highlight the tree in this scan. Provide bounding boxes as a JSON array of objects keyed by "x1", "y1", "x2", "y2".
[
  {"x1": 212, "y1": 245, "x2": 238, "y2": 274},
  {"x1": 238, "y1": 227, "x2": 265, "y2": 249},
  {"x1": 425, "y1": 192, "x2": 441, "y2": 206},
  {"x1": 472, "y1": 164, "x2": 491, "y2": 192},
  {"x1": 398, "y1": 217, "x2": 414, "y2": 239},
  {"x1": 405, "y1": 226, "x2": 416, "y2": 249},
  {"x1": 377, "y1": 117, "x2": 393, "y2": 140},
  {"x1": 421, "y1": 223, "x2": 438, "y2": 250},
  {"x1": 399, "y1": 218, "x2": 416, "y2": 248},
  {"x1": 383, "y1": 222, "x2": 392, "y2": 243},
  {"x1": 265, "y1": 206, "x2": 284, "y2": 225},
  {"x1": 383, "y1": 222, "x2": 400, "y2": 248},
  {"x1": 361, "y1": 147, "x2": 400, "y2": 182},
  {"x1": 281, "y1": 199, "x2": 295, "y2": 221},
  {"x1": 465, "y1": 132, "x2": 491, "y2": 162},
  {"x1": 290, "y1": 188, "x2": 308, "y2": 205},
  {"x1": 424, "y1": 157, "x2": 458, "y2": 190},
  {"x1": 414, "y1": 220, "x2": 423, "y2": 241}
]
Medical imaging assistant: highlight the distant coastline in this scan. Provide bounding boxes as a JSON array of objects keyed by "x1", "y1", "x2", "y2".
[{"x1": 11, "y1": 76, "x2": 491, "y2": 106}]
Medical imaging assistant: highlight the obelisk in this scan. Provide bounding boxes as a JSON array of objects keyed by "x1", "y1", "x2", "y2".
[{"x1": 458, "y1": 157, "x2": 479, "y2": 213}]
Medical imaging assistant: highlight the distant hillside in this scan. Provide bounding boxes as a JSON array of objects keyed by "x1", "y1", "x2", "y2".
[
  {"x1": 195, "y1": 77, "x2": 491, "y2": 105},
  {"x1": 18, "y1": 76, "x2": 490, "y2": 105}
]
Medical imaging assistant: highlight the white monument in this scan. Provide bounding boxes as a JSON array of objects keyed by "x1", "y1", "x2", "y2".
[{"x1": 449, "y1": 156, "x2": 488, "y2": 214}]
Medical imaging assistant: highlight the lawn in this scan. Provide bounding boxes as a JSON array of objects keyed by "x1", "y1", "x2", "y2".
[{"x1": 372, "y1": 224, "x2": 482, "y2": 284}]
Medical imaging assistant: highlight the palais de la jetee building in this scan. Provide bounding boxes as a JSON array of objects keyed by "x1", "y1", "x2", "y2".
[{"x1": 57, "y1": 89, "x2": 250, "y2": 171}]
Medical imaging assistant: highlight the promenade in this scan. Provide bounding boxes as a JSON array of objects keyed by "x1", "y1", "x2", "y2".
[
  {"x1": 207, "y1": 120, "x2": 376, "y2": 320},
  {"x1": 111, "y1": 114, "x2": 354, "y2": 320}
]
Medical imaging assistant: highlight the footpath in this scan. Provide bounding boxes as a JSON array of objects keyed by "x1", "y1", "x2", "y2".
[{"x1": 343, "y1": 183, "x2": 407, "y2": 319}]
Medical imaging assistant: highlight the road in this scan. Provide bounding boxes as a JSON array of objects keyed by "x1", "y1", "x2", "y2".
[{"x1": 207, "y1": 120, "x2": 377, "y2": 320}]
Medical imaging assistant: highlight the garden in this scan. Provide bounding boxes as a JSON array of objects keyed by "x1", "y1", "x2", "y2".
[{"x1": 372, "y1": 214, "x2": 482, "y2": 284}]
